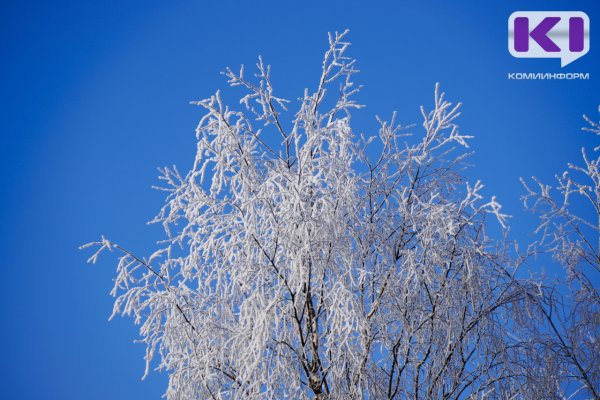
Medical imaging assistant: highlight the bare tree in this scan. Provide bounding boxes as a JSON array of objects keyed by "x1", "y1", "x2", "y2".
[
  {"x1": 519, "y1": 111, "x2": 600, "y2": 399},
  {"x1": 82, "y1": 31, "x2": 545, "y2": 399}
]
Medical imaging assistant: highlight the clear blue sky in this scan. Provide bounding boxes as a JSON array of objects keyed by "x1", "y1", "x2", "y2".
[{"x1": 1, "y1": 1, "x2": 598, "y2": 398}]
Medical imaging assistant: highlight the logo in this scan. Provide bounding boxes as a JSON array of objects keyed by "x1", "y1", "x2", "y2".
[{"x1": 508, "y1": 11, "x2": 590, "y2": 67}]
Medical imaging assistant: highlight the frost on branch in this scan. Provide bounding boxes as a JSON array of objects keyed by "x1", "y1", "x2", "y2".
[
  {"x1": 83, "y1": 31, "x2": 530, "y2": 399},
  {"x1": 518, "y1": 110, "x2": 600, "y2": 399}
]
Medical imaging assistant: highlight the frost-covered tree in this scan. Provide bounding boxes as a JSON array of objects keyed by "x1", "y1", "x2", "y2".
[
  {"x1": 518, "y1": 112, "x2": 600, "y2": 399},
  {"x1": 82, "y1": 31, "x2": 532, "y2": 399}
]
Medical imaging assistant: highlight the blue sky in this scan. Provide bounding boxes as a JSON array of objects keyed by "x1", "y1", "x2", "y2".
[{"x1": 1, "y1": 0, "x2": 598, "y2": 398}]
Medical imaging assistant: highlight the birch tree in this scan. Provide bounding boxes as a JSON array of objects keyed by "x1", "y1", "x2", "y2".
[
  {"x1": 519, "y1": 111, "x2": 600, "y2": 399},
  {"x1": 82, "y1": 31, "x2": 531, "y2": 399}
]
